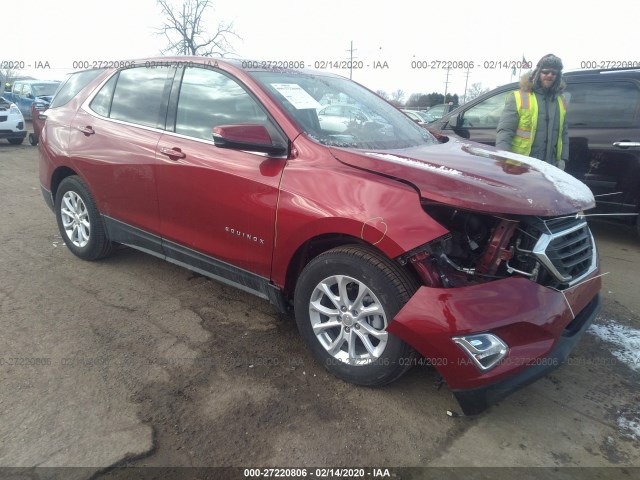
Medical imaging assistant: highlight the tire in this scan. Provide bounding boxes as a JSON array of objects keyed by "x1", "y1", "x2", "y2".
[
  {"x1": 28, "y1": 133, "x2": 38, "y2": 146},
  {"x1": 8, "y1": 138, "x2": 24, "y2": 145},
  {"x1": 294, "y1": 245, "x2": 419, "y2": 386},
  {"x1": 55, "y1": 176, "x2": 112, "y2": 260}
]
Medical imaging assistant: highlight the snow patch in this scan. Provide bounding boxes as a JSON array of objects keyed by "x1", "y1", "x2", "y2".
[
  {"x1": 365, "y1": 152, "x2": 463, "y2": 176},
  {"x1": 617, "y1": 415, "x2": 640, "y2": 441},
  {"x1": 463, "y1": 145, "x2": 594, "y2": 205},
  {"x1": 588, "y1": 319, "x2": 640, "y2": 372}
]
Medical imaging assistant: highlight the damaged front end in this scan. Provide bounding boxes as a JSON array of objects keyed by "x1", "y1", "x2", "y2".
[
  {"x1": 389, "y1": 202, "x2": 601, "y2": 415},
  {"x1": 400, "y1": 201, "x2": 597, "y2": 290}
]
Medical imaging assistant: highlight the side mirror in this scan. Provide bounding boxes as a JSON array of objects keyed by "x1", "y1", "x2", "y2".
[{"x1": 212, "y1": 125, "x2": 287, "y2": 156}]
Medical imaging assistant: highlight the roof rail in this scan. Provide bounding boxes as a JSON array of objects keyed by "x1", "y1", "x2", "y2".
[{"x1": 565, "y1": 67, "x2": 640, "y2": 75}]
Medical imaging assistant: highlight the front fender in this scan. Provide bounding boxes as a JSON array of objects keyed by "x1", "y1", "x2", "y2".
[{"x1": 271, "y1": 136, "x2": 448, "y2": 287}]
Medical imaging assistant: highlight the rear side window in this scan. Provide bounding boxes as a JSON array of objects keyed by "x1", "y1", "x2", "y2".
[
  {"x1": 109, "y1": 67, "x2": 173, "y2": 128},
  {"x1": 564, "y1": 81, "x2": 639, "y2": 127},
  {"x1": 50, "y1": 69, "x2": 105, "y2": 108}
]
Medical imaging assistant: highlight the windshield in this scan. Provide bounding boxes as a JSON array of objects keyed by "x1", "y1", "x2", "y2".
[
  {"x1": 32, "y1": 83, "x2": 60, "y2": 97},
  {"x1": 251, "y1": 71, "x2": 436, "y2": 150}
]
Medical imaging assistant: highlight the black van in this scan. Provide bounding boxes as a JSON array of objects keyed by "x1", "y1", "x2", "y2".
[{"x1": 429, "y1": 69, "x2": 640, "y2": 235}]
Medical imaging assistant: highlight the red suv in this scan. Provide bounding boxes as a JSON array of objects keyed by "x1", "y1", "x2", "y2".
[{"x1": 39, "y1": 57, "x2": 601, "y2": 415}]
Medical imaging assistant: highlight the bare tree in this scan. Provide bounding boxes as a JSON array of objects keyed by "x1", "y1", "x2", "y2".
[
  {"x1": 390, "y1": 89, "x2": 405, "y2": 105},
  {"x1": 375, "y1": 89, "x2": 390, "y2": 100},
  {"x1": 156, "y1": 0, "x2": 239, "y2": 56},
  {"x1": 464, "y1": 82, "x2": 490, "y2": 103}
]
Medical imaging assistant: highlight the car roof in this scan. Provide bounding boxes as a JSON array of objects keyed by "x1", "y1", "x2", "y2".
[
  {"x1": 117, "y1": 56, "x2": 347, "y2": 79},
  {"x1": 564, "y1": 68, "x2": 640, "y2": 78}
]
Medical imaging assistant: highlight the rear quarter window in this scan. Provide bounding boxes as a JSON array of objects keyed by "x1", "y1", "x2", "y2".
[{"x1": 50, "y1": 69, "x2": 106, "y2": 108}]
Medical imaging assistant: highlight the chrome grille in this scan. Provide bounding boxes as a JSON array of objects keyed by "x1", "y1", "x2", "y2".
[{"x1": 532, "y1": 220, "x2": 596, "y2": 286}]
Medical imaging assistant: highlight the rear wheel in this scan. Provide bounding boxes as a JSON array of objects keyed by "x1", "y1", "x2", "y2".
[
  {"x1": 294, "y1": 245, "x2": 419, "y2": 386},
  {"x1": 55, "y1": 176, "x2": 112, "y2": 260}
]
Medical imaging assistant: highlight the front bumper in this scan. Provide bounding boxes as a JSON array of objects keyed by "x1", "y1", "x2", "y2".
[
  {"x1": 452, "y1": 294, "x2": 600, "y2": 415},
  {"x1": 388, "y1": 274, "x2": 601, "y2": 415},
  {"x1": 0, "y1": 130, "x2": 27, "y2": 140}
]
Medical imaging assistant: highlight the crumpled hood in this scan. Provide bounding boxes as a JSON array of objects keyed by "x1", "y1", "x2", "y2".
[{"x1": 329, "y1": 139, "x2": 594, "y2": 216}]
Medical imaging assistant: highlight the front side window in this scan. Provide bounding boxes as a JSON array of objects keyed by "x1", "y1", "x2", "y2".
[
  {"x1": 175, "y1": 67, "x2": 279, "y2": 142},
  {"x1": 109, "y1": 67, "x2": 173, "y2": 128},
  {"x1": 564, "y1": 81, "x2": 639, "y2": 127},
  {"x1": 461, "y1": 91, "x2": 510, "y2": 128},
  {"x1": 251, "y1": 71, "x2": 435, "y2": 150}
]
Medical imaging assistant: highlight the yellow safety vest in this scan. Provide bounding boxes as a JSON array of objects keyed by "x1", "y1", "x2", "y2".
[{"x1": 511, "y1": 90, "x2": 566, "y2": 161}]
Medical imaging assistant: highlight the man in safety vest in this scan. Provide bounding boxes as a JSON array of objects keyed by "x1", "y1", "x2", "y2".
[{"x1": 497, "y1": 54, "x2": 568, "y2": 170}]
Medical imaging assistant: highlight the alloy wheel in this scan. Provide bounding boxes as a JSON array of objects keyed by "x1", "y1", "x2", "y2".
[
  {"x1": 309, "y1": 275, "x2": 388, "y2": 365},
  {"x1": 60, "y1": 191, "x2": 90, "y2": 248}
]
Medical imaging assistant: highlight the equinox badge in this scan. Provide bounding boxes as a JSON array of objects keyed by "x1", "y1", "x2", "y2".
[{"x1": 225, "y1": 227, "x2": 265, "y2": 245}]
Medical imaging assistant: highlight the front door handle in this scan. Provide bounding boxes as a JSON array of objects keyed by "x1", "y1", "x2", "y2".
[
  {"x1": 160, "y1": 147, "x2": 186, "y2": 160},
  {"x1": 76, "y1": 126, "x2": 95, "y2": 136}
]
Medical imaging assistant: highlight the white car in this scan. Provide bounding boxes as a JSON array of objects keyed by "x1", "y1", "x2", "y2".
[{"x1": 0, "y1": 98, "x2": 27, "y2": 145}]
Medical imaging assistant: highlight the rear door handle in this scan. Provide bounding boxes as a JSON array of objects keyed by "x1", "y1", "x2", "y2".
[
  {"x1": 160, "y1": 147, "x2": 186, "y2": 160},
  {"x1": 76, "y1": 126, "x2": 95, "y2": 136}
]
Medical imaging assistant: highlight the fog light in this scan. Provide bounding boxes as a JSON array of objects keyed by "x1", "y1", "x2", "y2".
[{"x1": 452, "y1": 333, "x2": 508, "y2": 371}]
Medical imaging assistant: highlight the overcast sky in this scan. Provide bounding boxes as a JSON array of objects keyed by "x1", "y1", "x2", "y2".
[{"x1": 6, "y1": 0, "x2": 638, "y2": 100}]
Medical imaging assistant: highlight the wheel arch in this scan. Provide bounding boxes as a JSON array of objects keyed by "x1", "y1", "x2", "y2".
[
  {"x1": 50, "y1": 166, "x2": 79, "y2": 201},
  {"x1": 281, "y1": 232, "x2": 421, "y2": 302}
]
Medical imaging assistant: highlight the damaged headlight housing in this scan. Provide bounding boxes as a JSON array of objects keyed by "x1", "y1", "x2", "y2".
[{"x1": 453, "y1": 333, "x2": 508, "y2": 371}]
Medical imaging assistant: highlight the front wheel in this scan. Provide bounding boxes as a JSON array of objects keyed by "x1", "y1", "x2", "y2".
[
  {"x1": 8, "y1": 138, "x2": 24, "y2": 145},
  {"x1": 55, "y1": 176, "x2": 112, "y2": 260},
  {"x1": 28, "y1": 133, "x2": 38, "y2": 146},
  {"x1": 294, "y1": 245, "x2": 419, "y2": 386}
]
